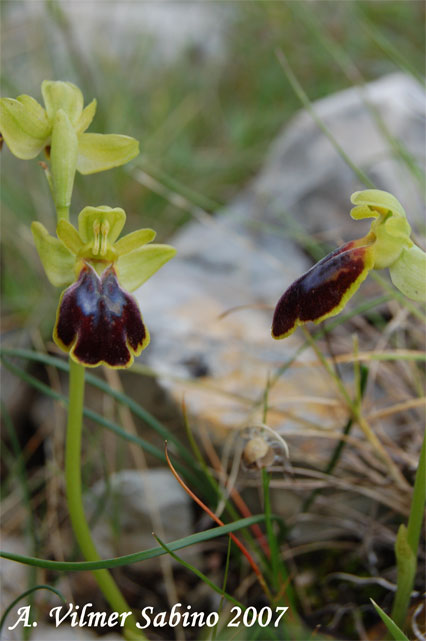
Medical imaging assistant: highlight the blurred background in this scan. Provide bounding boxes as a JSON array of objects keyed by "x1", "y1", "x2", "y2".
[{"x1": 1, "y1": 2, "x2": 425, "y2": 640}]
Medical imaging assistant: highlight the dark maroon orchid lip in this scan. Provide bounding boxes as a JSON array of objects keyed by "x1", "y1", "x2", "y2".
[
  {"x1": 272, "y1": 240, "x2": 374, "y2": 339},
  {"x1": 54, "y1": 262, "x2": 149, "y2": 368}
]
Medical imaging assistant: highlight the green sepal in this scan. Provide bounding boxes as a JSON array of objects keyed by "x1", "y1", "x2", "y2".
[
  {"x1": 350, "y1": 189, "x2": 406, "y2": 219},
  {"x1": 76, "y1": 133, "x2": 139, "y2": 174},
  {"x1": 389, "y1": 244, "x2": 426, "y2": 302},
  {"x1": 114, "y1": 228, "x2": 156, "y2": 255},
  {"x1": 0, "y1": 95, "x2": 50, "y2": 159},
  {"x1": 50, "y1": 110, "x2": 78, "y2": 213},
  {"x1": 41, "y1": 80, "x2": 83, "y2": 126},
  {"x1": 75, "y1": 99, "x2": 97, "y2": 135},
  {"x1": 78, "y1": 206, "x2": 126, "y2": 245},
  {"x1": 31, "y1": 221, "x2": 75, "y2": 287},
  {"x1": 56, "y1": 219, "x2": 84, "y2": 255},
  {"x1": 116, "y1": 244, "x2": 176, "y2": 292}
]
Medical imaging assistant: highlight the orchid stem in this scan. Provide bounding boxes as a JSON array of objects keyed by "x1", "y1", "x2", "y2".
[
  {"x1": 65, "y1": 359, "x2": 145, "y2": 641},
  {"x1": 56, "y1": 205, "x2": 70, "y2": 222}
]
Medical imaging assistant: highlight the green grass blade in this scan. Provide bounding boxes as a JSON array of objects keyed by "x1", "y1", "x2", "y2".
[
  {"x1": 370, "y1": 600, "x2": 410, "y2": 641},
  {"x1": 0, "y1": 348, "x2": 197, "y2": 470},
  {"x1": 290, "y1": 2, "x2": 425, "y2": 190},
  {"x1": 213, "y1": 537, "x2": 232, "y2": 641},
  {"x1": 0, "y1": 356, "x2": 199, "y2": 487},
  {"x1": 0, "y1": 585, "x2": 66, "y2": 635},
  {"x1": 406, "y1": 429, "x2": 426, "y2": 554},
  {"x1": 275, "y1": 48, "x2": 375, "y2": 189},
  {"x1": 262, "y1": 470, "x2": 278, "y2": 591},
  {"x1": 359, "y1": 12, "x2": 425, "y2": 86},
  {"x1": 1, "y1": 403, "x2": 40, "y2": 637},
  {"x1": 0, "y1": 515, "x2": 268, "y2": 571},
  {"x1": 302, "y1": 364, "x2": 369, "y2": 512}
]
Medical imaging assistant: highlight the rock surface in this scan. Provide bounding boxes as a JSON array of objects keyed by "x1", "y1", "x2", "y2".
[{"x1": 135, "y1": 72, "x2": 425, "y2": 446}]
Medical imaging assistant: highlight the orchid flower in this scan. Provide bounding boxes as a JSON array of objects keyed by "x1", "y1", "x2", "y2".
[
  {"x1": 0, "y1": 81, "x2": 139, "y2": 217},
  {"x1": 32, "y1": 206, "x2": 176, "y2": 368},
  {"x1": 272, "y1": 190, "x2": 426, "y2": 339}
]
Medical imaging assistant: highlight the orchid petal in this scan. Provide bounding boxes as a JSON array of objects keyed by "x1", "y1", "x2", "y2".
[
  {"x1": 31, "y1": 221, "x2": 75, "y2": 287},
  {"x1": 54, "y1": 263, "x2": 149, "y2": 368},
  {"x1": 76, "y1": 133, "x2": 139, "y2": 175},
  {"x1": 0, "y1": 95, "x2": 50, "y2": 159},
  {"x1": 41, "y1": 80, "x2": 84, "y2": 126},
  {"x1": 389, "y1": 244, "x2": 426, "y2": 302},
  {"x1": 56, "y1": 219, "x2": 85, "y2": 255},
  {"x1": 350, "y1": 204, "x2": 380, "y2": 221},
  {"x1": 75, "y1": 99, "x2": 97, "y2": 135},
  {"x1": 272, "y1": 240, "x2": 374, "y2": 339},
  {"x1": 116, "y1": 244, "x2": 176, "y2": 293},
  {"x1": 350, "y1": 189, "x2": 406, "y2": 219},
  {"x1": 114, "y1": 228, "x2": 156, "y2": 256}
]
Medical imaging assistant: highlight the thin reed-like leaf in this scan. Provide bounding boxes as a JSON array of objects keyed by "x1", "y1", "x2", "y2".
[
  {"x1": 371, "y1": 600, "x2": 410, "y2": 641},
  {"x1": 0, "y1": 516, "x2": 268, "y2": 571},
  {"x1": 0, "y1": 347, "x2": 198, "y2": 471},
  {"x1": 0, "y1": 585, "x2": 66, "y2": 635}
]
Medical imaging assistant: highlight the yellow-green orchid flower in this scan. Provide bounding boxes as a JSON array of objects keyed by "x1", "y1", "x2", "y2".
[
  {"x1": 272, "y1": 190, "x2": 426, "y2": 339},
  {"x1": 32, "y1": 206, "x2": 176, "y2": 368},
  {"x1": 0, "y1": 81, "x2": 139, "y2": 216}
]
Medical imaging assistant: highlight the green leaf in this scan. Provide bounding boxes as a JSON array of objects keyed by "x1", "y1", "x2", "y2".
[
  {"x1": 76, "y1": 133, "x2": 139, "y2": 174},
  {"x1": 0, "y1": 515, "x2": 268, "y2": 571},
  {"x1": 0, "y1": 585, "x2": 66, "y2": 635},
  {"x1": 370, "y1": 600, "x2": 410, "y2": 641},
  {"x1": 116, "y1": 243, "x2": 176, "y2": 292},
  {"x1": 390, "y1": 244, "x2": 426, "y2": 302},
  {"x1": 0, "y1": 95, "x2": 49, "y2": 159},
  {"x1": 41, "y1": 80, "x2": 84, "y2": 126},
  {"x1": 31, "y1": 221, "x2": 75, "y2": 286}
]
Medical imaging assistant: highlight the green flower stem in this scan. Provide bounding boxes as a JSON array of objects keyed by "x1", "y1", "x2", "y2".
[
  {"x1": 66, "y1": 359, "x2": 146, "y2": 641},
  {"x1": 391, "y1": 428, "x2": 426, "y2": 628},
  {"x1": 56, "y1": 205, "x2": 70, "y2": 222}
]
